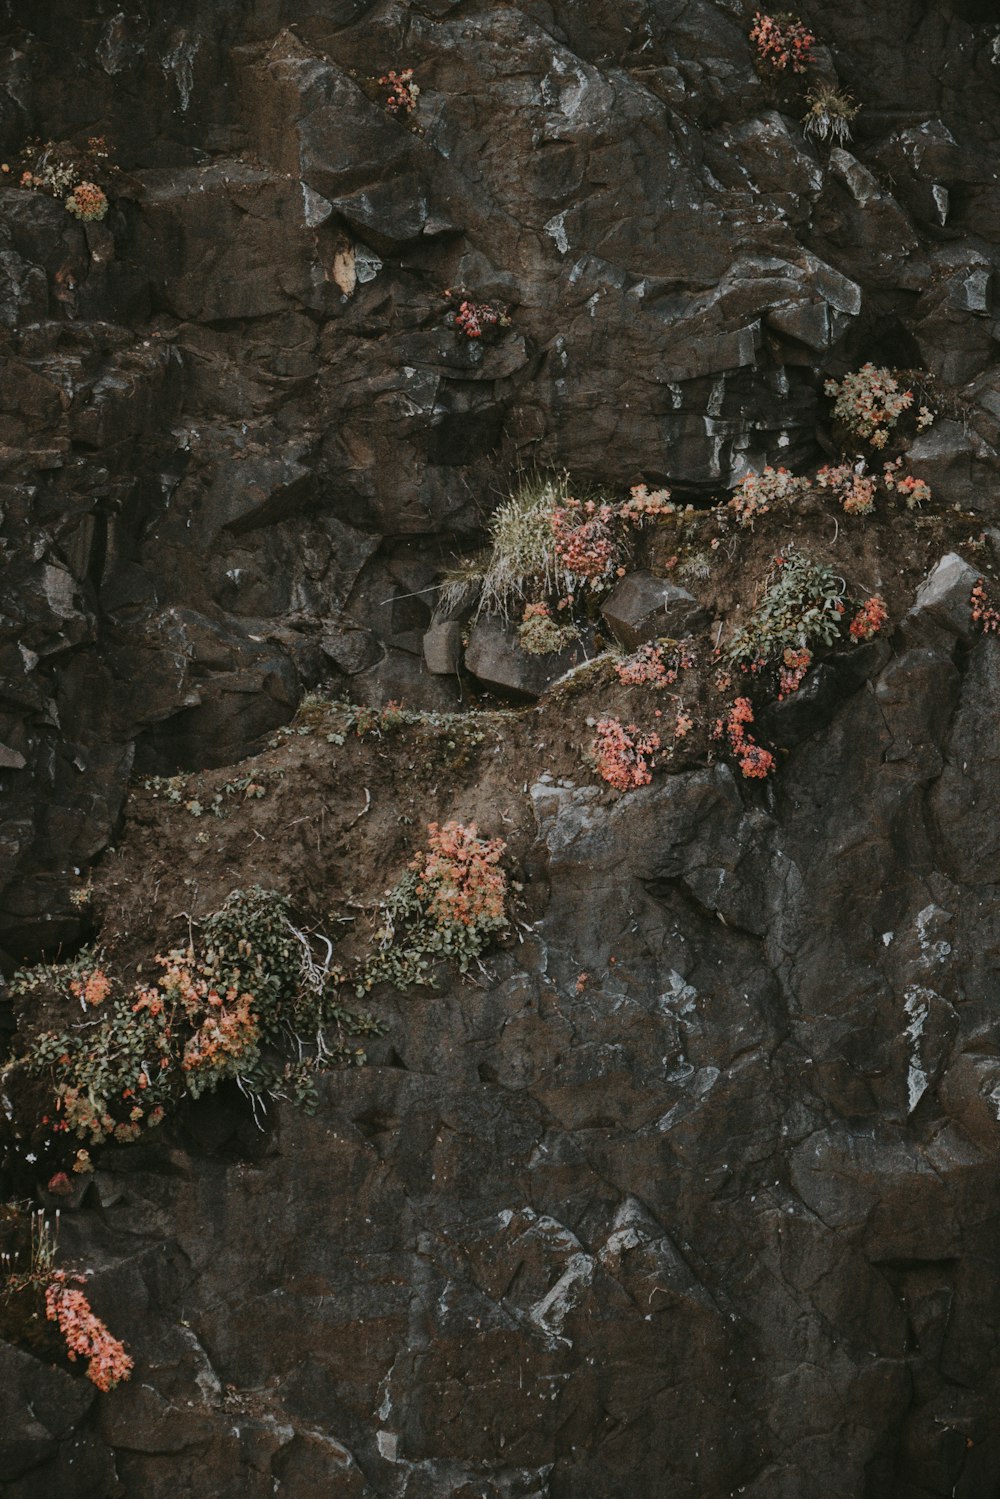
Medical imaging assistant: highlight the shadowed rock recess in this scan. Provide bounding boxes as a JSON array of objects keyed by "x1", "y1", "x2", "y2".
[{"x1": 3, "y1": 0, "x2": 1000, "y2": 1495}]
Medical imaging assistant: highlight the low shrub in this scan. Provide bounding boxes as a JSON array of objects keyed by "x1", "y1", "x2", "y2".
[{"x1": 6, "y1": 888, "x2": 379, "y2": 1147}]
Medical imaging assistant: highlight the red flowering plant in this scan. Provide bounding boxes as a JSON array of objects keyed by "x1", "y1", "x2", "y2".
[
  {"x1": 848, "y1": 595, "x2": 889, "y2": 642},
  {"x1": 712, "y1": 697, "x2": 775, "y2": 780},
  {"x1": 5, "y1": 888, "x2": 378, "y2": 1162},
  {"x1": 749, "y1": 12, "x2": 816, "y2": 74},
  {"x1": 2, "y1": 1210, "x2": 133, "y2": 1393},
  {"x1": 443, "y1": 287, "x2": 512, "y2": 341},
  {"x1": 361, "y1": 821, "x2": 509, "y2": 989},
  {"x1": 971, "y1": 578, "x2": 1000, "y2": 634},
  {"x1": 378, "y1": 68, "x2": 420, "y2": 116},
  {"x1": 590, "y1": 717, "x2": 661, "y2": 791}
]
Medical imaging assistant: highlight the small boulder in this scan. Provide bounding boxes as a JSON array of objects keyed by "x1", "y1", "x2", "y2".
[
  {"x1": 423, "y1": 622, "x2": 463, "y2": 676},
  {"x1": 465, "y1": 616, "x2": 590, "y2": 699},
  {"x1": 600, "y1": 571, "x2": 710, "y2": 651},
  {"x1": 907, "y1": 553, "x2": 981, "y2": 642}
]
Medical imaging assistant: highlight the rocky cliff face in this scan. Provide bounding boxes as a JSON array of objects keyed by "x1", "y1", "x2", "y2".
[{"x1": 3, "y1": 1, "x2": 1000, "y2": 1495}]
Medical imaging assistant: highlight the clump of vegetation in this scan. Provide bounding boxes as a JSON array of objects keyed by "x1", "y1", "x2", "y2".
[
  {"x1": 590, "y1": 718, "x2": 661, "y2": 791},
  {"x1": 824, "y1": 364, "x2": 914, "y2": 448},
  {"x1": 477, "y1": 473, "x2": 570, "y2": 617},
  {"x1": 2, "y1": 1210, "x2": 132, "y2": 1393},
  {"x1": 749, "y1": 11, "x2": 816, "y2": 74},
  {"x1": 14, "y1": 135, "x2": 114, "y2": 221},
  {"x1": 4, "y1": 888, "x2": 379, "y2": 1151},
  {"x1": 518, "y1": 601, "x2": 578, "y2": 655},
  {"x1": 802, "y1": 83, "x2": 859, "y2": 145},
  {"x1": 359, "y1": 821, "x2": 508, "y2": 991},
  {"x1": 727, "y1": 549, "x2": 847, "y2": 671}
]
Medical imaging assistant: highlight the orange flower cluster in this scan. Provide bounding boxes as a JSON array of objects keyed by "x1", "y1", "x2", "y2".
[
  {"x1": 592, "y1": 718, "x2": 661, "y2": 791},
  {"x1": 65, "y1": 181, "x2": 108, "y2": 221},
  {"x1": 816, "y1": 463, "x2": 876, "y2": 516},
  {"x1": 45, "y1": 1273, "x2": 133, "y2": 1391},
  {"x1": 412, "y1": 821, "x2": 507, "y2": 933},
  {"x1": 714, "y1": 697, "x2": 775, "y2": 779},
  {"x1": 971, "y1": 579, "x2": 1000, "y2": 634},
  {"x1": 69, "y1": 968, "x2": 111, "y2": 1007},
  {"x1": 848, "y1": 596, "x2": 888, "y2": 641},
  {"x1": 749, "y1": 12, "x2": 816, "y2": 73}
]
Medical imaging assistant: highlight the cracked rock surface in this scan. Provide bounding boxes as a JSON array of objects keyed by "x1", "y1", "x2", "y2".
[{"x1": 3, "y1": 1, "x2": 1000, "y2": 1495}]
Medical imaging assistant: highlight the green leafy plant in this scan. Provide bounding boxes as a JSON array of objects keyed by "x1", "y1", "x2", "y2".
[
  {"x1": 727, "y1": 548, "x2": 846, "y2": 670},
  {"x1": 6, "y1": 889, "x2": 379, "y2": 1148}
]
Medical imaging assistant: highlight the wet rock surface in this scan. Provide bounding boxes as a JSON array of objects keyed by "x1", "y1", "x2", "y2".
[{"x1": 3, "y1": 1, "x2": 1000, "y2": 1495}]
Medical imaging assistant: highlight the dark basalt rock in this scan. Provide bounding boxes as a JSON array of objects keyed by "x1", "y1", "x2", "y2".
[
  {"x1": 3, "y1": 1, "x2": 1000, "y2": 1493},
  {"x1": 600, "y1": 571, "x2": 711, "y2": 651}
]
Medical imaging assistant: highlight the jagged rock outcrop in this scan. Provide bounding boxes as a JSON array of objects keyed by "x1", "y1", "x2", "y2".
[{"x1": 2, "y1": 0, "x2": 1000, "y2": 949}]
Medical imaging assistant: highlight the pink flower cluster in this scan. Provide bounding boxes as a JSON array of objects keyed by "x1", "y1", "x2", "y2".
[
  {"x1": 412, "y1": 821, "x2": 507, "y2": 933},
  {"x1": 616, "y1": 644, "x2": 669, "y2": 687},
  {"x1": 378, "y1": 68, "x2": 420, "y2": 115},
  {"x1": 778, "y1": 647, "x2": 812, "y2": 698},
  {"x1": 729, "y1": 466, "x2": 808, "y2": 527},
  {"x1": 45, "y1": 1273, "x2": 134, "y2": 1392},
  {"x1": 616, "y1": 640, "x2": 694, "y2": 688},
  {"x1": 713, "y1": 698, "x2": 775, "y2": 779},
  {"x1": 971, "y1": 580, "x2": 1000, "y2": 634},
  {"x1": 816, "y1": 463, "x2": 876, "y2": 516},
  {"x1": 749, "y1": 12, "x2": 816, "y2": 73},
  {"x1": 592, "y1": 718, "x2": 660, "y2": 791},
  {"x1": 551, "y1": 498, "x2": 619, "y2": 583},
  {"x1": 848, "y1": 596, "x2": 888, "y2": 641},
  {"x1": 452, "y1": 298, "x2": 512, "y2": 339},
  {"x1": 824, "y1": 365, "x2": 913, "y2": 448}
]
